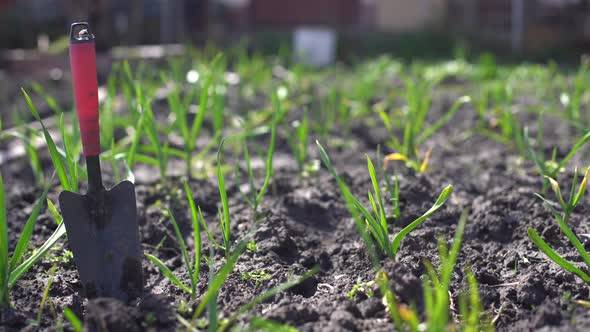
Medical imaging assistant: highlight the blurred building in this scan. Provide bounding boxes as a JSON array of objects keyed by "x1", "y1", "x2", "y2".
[
  {"x1": 448, "y1": 0, "x2": 590, "y2": 52},
  {"x1": 0, "y1": 0, "x2": 589, "y2": 54}
]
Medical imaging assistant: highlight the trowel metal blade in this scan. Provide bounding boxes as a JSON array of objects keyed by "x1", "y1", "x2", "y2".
[{"x1": 59, "y1": 180, "x2": 143, "y2": 302}]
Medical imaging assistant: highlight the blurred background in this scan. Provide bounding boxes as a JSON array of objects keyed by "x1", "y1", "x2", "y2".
[
  {"x1": 2, "y1": 0, "x2": 590, "y2": 58},
  {"x1": 1, "y1": 0, "x2": 590, "y2": 125}
]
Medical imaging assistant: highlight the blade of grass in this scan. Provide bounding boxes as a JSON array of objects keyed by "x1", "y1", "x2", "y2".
[
  {"x1": 527, "y1": 227, "x2": 590, "y2": 283},
  {"x1": 255, "y1": 109, "x2": 277, "y2": 206},
  {"x1": 197, "y1": 206, "x2": 224, "y2": 250},
  {"x1": 63, "y1": 307, "x2": 83, "y2": 332},
  {"x1": 220, "y1": 267, "x2": 319, "y2": 331},
  {"x1": 0, "y1": 173, "x2": 8, "y2": 307},
  {"x1": 192, "y1": 241, "x2": 246, "y2": 321},
  {"x1": 189, "y1": 54, "x2": 222, "y2": 148},
  {"x1": 217, "y1": 140, "x2": 231, "y2": 257},
  {"x1": 167, "y1": 209, "x2": 193, "y2": 283},
  {"x1": 126, "y1": 106, "x2": 147, "y2": 169},
  {"x1": 536, "y1": 194, "x2": 590, "y2": 268},
  {"x1": 391, "y1": 185, "x2": 453, "y2": 254},
  {"x1": 145, "y1": 253, "x2": 191, "y2": 293},
  {"x1": 184, "y1": 181, "x2": 201, "y2": 291},
  {"x1": 9, "y1": 222, "x2": 66, "y2": 288},
  {"x1": 36, "y1": 264, "x2": 57, "y2": 324},
  {"x1": 556, "y1": 131, "x2": 590, "y2": 172},
  {"x1": 22, "y1": 88, "x2": 71, "y2": 191},
  {"x1": 9, "y1": 180, "x2": 52, "y2": 271},
  {"x1": 46, "y1": 199, "x2": 63, "y2": 225},
  {"x1": 418, "y1": 95, "x2": 470, "y2": 144},
  {"x1": 58, "y1": 113, "x2": 78, "y2": 192}
]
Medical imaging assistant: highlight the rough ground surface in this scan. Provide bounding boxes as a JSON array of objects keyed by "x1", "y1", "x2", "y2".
[{"x1": 2, "y1": 86, "x2": 590, "y2": 332}]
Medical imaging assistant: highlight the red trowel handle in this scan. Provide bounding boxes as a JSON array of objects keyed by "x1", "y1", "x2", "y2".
[{"x1": 69, "y1": 22, "x2": 100, "y2": 156}]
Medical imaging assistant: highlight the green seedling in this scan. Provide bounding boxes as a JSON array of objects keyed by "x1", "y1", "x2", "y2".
[
  {"x1": 211, "y1": 59, "x2": 227, "y2": 139},
  {"x1": 1, "y1": 115, "x2": 43, "y2": 186},
  {"x1": 101, "y1": 69, "x2": 117, "y2": 148},
  {"x1": 217, "y1": 140, "x2": 231, "y2": 257},
  {"x1": 217, "y1": 267, "x2": 318, "y2": 332},
  {"x1": 474, "y1": 83, "x2": 525, "y2": 152},
  {"x1": 348, "y1": 278, "x2": 376, "y2": 300},
  {"x1": 120, "y1": 61, "x2": 142, "y2": 123},
  {"x1": 136, "y1": 85, "x2": 170, "y2": 181},
  {"x1": 315, "y1": 88, "x2": 339, "y2": 141},
  {"x1": 241, "y1": 270, "x2": 271, "y2": 287},
  {"x1": 528, "y1": 168, "x2": 590, "y2": 283},
  {"x1": 246, "y1": 240, "x2": 258, "y2": 252},
  {"x1": 0, "y1": 174, "x2": 66, "y2": 308},
  {"x1": 378, "y1": 146, "x2": 401, "y2": 220},
  {"x1": 126, "y1": 100, "x2": 147, "y2": 169},
  {"x1": 523, "y1": 124, "x2": 590, "y2": 190},
  {"x1": 31, "y1": 82, "x2": 66, "y2": 114},
  {"x1": 560, "y1": 59, "x2": 589, "y2": 132},
  {"x1": 235, "y1": 102, "x2": 278, "y2": 219},
  {"x1": 188, "y1": 242, "x2": 247, "y2": 324},
  {"x1": 286, "y1": 109, "x2": 310, "y2": 176},
  {"x1": 419, "y1": 211, "x2": 468, "y2": 330},
  {"x1": 25, "y1": 86, "x2": 83, "y2": 189},
  {"x1": 378, "y1": 81, "x2": 470, "y2": 172},
  {"x1": 36, "y1": 264, "x2": 57, "y2": 325},
  {"x1": 145, "y1": 181, "x2": 202, "y2": 299},
  {"x1": 459, "y1": 269, "x2": 490, "y2": 332},
  {"x1": 317, "y1": 142, "x2": 453, "y2": 259},
  {"x1": 379, "y1": 210, "x2": 492, "y2": 331},
  {"x1": 476, "y1": 53, "x2": 498, "y2": 80},
  {"x1": 473, "y1": 87, "x2": 490, "y2": 129},
  {"x1": 243, "y1": 318, "x2": 298, "y2": 332},
  {"x1": 173, "y1": 240, "x2": 316, "y2": 332},
  {"x1": 376, "y1": 270, "x2": 403, "y2": 330},
  {"x1": 165, "y1": 54, "x2": 222, "y2": 177},
  {"x1": 63, "y1": 307, "x2": 83, "y2": 332},
  {"x1": 22, "y1": 88, "x2": 80, "y2": 191}
]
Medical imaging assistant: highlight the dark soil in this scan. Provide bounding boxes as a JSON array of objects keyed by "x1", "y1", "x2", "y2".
[{"x1": 2, "y1": 83, "x2": 590, "y2": 332}]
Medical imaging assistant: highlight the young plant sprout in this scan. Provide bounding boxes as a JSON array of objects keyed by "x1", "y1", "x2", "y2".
[
  {"x1": 317, "y1": 142, "x2": 453, "y2": 259},
  {"x1": 63, "y1": 307, "x2": 83, "y2": 332},
  {"x1": 0, "y1": 174, "x2": 66, "y2": 309},
  {"x1": 378, "y1": 211, "x2": 492, "y2": 331},
  {"x1": 136, "y1": 85, "x2": 170, "y2": 181},
  {"x1": 523, "y1": 124, "x2": 590, "y2": 190},
  {"x1": 560, "y1": 59, "x2": 589, "y2": 133},
  {"x1": 378, "y1": 80, "x2": 470, "y2": 172},
  {"x1": 474, "y1": 83, "x2": 525, "y2": 151},
  {"x1": 145, "y1": 180, "x2": 202, "y2": 299},
  {"x1": 235, "y1": 100, "x2": 278, "y2": 220},
  {"x1": 217, "y1": 140, "x2": 232, "y2": 257},
  {"x1": 286, "y1": 109, "x2": 311, "y2": 176},
  {"x1": 1, "y1": 115, "x2": 43, "y2": 187},
  {"x1": 22, "y1": 89, "x2": 81, "y2": 191},
  {"x1": 419, "y1": 210, "x2": 468, "y2": 330},
  {"x1": 528, "y1": 168, "x2": 590, "y2": 283},
  {"x1": 165, "y1": 55, "x2": 222, "y2": 177},
  {"x1": 459, "y1": 269, "x2": 490, "y2": 332}
]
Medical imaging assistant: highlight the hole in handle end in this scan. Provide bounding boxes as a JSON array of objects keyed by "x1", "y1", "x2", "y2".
[{"x1": 70, "y1": 22, "x2": 95, "y2": 43}]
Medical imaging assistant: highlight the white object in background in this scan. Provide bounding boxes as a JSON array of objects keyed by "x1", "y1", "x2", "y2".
[{"x1": 293, "y1": 27, "x2": 336, "y2": 67}]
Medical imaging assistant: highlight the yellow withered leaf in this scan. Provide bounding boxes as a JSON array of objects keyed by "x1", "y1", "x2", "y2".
[
  {"x1": 582, "y1": 167, "x2": 590, "y2": 193},
  {"x1": 420, "y1": 148, "x2": 433, "y2": 173},
  {"x1": 544, "y1": 176, "x2": 564, "y2": 205},
  {"x1": 397, "y1": 304, "x2": 419, "y2": 323},
  {"x1": 575, "y1": 299, "x2": 590, "y2": 308},
  {"x1": 384, "y1": 153, "x2": 408, "y2": 170}
]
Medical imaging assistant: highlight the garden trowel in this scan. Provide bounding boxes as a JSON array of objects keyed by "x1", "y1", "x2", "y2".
[{"x1": 59, "y1": 22, "x2": 143, "y2": 302}]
